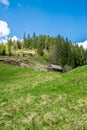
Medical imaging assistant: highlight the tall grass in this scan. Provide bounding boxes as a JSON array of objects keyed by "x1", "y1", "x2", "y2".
[{"x1": 0, "y1": 64, "x2": 87, "y2": 130}]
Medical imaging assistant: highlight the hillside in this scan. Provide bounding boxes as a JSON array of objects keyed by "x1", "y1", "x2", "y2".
[
  {"x1": 0, "y1": 52, "x2": 49, "y2": 71},
  {"x1": 0, "y1": 63, "x2": 87, "y2": 130}
]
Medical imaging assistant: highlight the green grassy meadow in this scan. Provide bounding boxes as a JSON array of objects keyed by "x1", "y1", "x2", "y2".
[{"x1": 0, "y1": 63, "x2": 87, "y2": 130}]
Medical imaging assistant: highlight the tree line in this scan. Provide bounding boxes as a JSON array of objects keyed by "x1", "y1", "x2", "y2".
[{"x1": 0, "y1": 33, "x2": 87, "y2": 71}]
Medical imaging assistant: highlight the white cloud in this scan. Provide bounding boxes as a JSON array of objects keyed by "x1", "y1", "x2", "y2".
[
  {"x1": 77, "y1": 40, "x2": 87, "y2": 50},
  {"x1": 11, "y1": 36, "x2": 19, "y2": 41},
  {"x1": 0, "y1": 39, "x2": 7, "y2": 43},
  {"x1": 0, "y1": 0, "x2": 9, "y2": 6},
  {"x1": 0, "y1": 20, "x2": 10, "y2": 37},
  {"x1": 0, "y1": 36, "x2": 20, "y2": 43}
]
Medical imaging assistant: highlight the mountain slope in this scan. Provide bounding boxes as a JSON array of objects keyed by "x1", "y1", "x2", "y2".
[
  {"x1": 0, "y1": 54, "x2": 49, "y2": 71},
  {"x1": 0, "y1": 64, "x2": 87, "y2": 130}
]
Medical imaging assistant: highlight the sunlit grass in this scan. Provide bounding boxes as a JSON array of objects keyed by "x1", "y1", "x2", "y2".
[{"x1": 0, "y1": 64, "x2": 87, "y2": 130}]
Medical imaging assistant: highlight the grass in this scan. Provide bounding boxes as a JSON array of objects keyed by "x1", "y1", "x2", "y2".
[{"x1": 0, "y1": 63, "x2": 87, "y2": 130}]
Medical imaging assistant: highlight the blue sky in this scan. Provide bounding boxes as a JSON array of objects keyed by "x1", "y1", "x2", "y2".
[{"x1": 0, "y1": 0, "x2": 87, "y2": 42}]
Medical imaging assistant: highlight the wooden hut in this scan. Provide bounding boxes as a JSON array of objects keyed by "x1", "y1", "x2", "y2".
[{"x1": 47, "y1": 64, "x2": 64, "y2": 73}]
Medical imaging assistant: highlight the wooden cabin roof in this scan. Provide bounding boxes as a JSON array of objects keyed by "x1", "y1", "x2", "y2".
[{"x1": 48, "y1": 64, "x2": 63, "y2": 70}]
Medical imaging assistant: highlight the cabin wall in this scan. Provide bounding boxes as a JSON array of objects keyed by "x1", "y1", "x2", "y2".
[{"x1": 47, "y1": 68, "x2": 63, "y2": 72}]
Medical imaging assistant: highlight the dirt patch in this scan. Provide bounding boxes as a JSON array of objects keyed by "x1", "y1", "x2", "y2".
[
  {"x1": 0, "y1": 59, "x2": 30, "y2": 67},
  {"x1": 0, "y1": 59, "x2": 20, "y2": 66}
]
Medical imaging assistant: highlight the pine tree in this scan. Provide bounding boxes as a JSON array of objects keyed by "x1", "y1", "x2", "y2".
[
  {"x1": 0, "y1": 43, "x2": 7, "y2": 56},
  {"x1": 7, "y1": 39, "x2": 13, "y2": 56}
]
